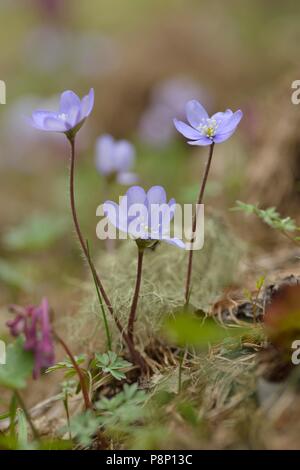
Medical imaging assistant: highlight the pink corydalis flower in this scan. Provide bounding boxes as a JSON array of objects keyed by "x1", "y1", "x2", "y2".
[{"x1": 7, "y1": 298, "x2": 55, "y2": 379}]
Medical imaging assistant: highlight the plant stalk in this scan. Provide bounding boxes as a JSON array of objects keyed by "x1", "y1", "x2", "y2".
[
  {"x1": 68, "y1": 137, "x2": 146, "y2": 371},
  {"x1": 68, "y1": 136, "x2": 124, "y2": 336},
  {"x1": 127, "y1": 247, "x2": 144, "y2": 345},
  {"x1": 185, "y1": 143, "x2": 215, "y2": 304},
  {"x1": 54, "y1": 332, "x2": 92, "y2": 410}
]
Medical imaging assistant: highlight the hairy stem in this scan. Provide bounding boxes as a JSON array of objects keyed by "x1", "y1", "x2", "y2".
[
  {"x1": 185, "y1": 143, "x2": 215, "y2": 304},
  {"x1": 86, "y1": 239, "x2": 112, "y2": 350},
  {"x1": 68, "y1": 136, "x2": 124, "y2": 335},
  {"x1": 54, "y1": 332, "x2": 92, "y2": 410},
  {"x1": 67, "y1": 137, "x2": 146, "y2": 371},
  {"x1": 127, "y1": 247, "x2": 144, "y2": 345}
]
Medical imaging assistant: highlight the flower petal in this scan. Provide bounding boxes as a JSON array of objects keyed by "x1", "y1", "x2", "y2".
[
  {"x1": 95, "y1": 134, "x2": 115, "y2": 175},
  {"x1": 186, "y1": 100, "x2": 208, "y2": 128},
  {"x1": 43, "y1": 116, "x2": 67, "y2": 132},
  {"x1": 59, "y1": 90, "x2": 81, "y2": 114},
  {"x1": 188, "y1": 136, "x2": 212, "y2": 146},
  {"x1": 217, "y1": 110, "x2": 243, "y2": 135},
  {"x1": 173, "y1": 119, "x2": 201, "y2": 140},
  {"x1": 211, "y1": 109, "x2": 233, "y2": 122},
  {"x1": 125, "y1": 186, "x2": 147, "y2": 207},
  {"x1": 168, "y1": 198, "x2": 176, "y2": 221},
  {"x1": 31, "y1": 110, "x2": 55, "y2": 130},
  {"x1": 146, "y1": 185, "x2": 167, "y2": 205},
  {"x1": 80, "y1": 88, "x2": 94, "y2": 119},
  {"x1": 66, "y1": 106, "x2": 81, "y2": 128},
  {"x1": 114, "y1": 140, "x2": 135, "y2": 172},
  {"x1": 213, "y1": 128, "x2": 237, "y2": 143},
  {"x1": 103, "y1": 200, "x2": 128, "y2": 232},
  {"x1": 117, "y1": 172, "x2": 138, "y2": 185},
  {"x1": 163, "y1": 237, "x2": 186, "y2": 249}
]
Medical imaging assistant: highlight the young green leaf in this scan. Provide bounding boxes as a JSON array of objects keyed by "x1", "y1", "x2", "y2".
[
  {"x1": 16, "y1": 408, "x2": 29, "y2": 449},
  {"x1": 0, "y1": 338, "x2": 34, "y2": 389},
  {"x1": 95, "y1": 351, "x2": 132, "y2": 381},
  {"x1": 68, "y1": 411, "x2": 100, "y2": 447},
  {"x1": 164, "y1": 313, "x2": 249, "y2": 347}
]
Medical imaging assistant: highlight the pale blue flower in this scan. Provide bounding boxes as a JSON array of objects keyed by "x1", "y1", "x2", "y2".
[
  {"x1": 95, "y1": 134, "x2": 138, "y2": 185},
  {"x1": 104, "y1": 185, "x2": 185, "y2": 248},
  {"x1": 31, "y1": 88, "x2": 94, "y2": 136},
  {"x1": 174, "y1": 100, "x2": 242, "y2": 146}
]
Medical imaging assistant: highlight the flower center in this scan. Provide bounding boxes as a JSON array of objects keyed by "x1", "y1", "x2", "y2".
[
  {"x1": 197, "y1": 118, "x2": 218, "y2": 139},
  {"x1": 140, "y1": 221, "x2": 160, "y2": 237}
]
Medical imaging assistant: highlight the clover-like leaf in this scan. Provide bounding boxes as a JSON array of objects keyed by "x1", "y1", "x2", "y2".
[
  {"x1": 68, "y1": 411, "x2": 101, "y2": 447},
  {"x1": 95, "y1": 351, "x2": 132, "y2": 381},
  {"x1": 95, "y1": 383, "x2": 147, "y2": 427}
]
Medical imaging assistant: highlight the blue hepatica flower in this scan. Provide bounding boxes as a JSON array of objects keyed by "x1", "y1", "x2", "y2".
[
  {"x1": 173, "y1": 100, "x2": 243, "y2": 146},
  {"x1": 103, "y1": 185, "x2": 185, "y2": 249},
  {"x1": 95, "y1": 134, "x2": 138, "y2": 185},
  {"x1": 31, "y1": 88, "x2": 94, "y2": 136}
]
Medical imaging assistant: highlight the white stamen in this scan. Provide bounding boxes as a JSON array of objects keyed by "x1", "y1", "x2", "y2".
[
  {"x1": 58, "y1": 113, "x2": 68, "y2": 122},
  {"x1": 197, "y1": 117, "x2": 219, "y2": 139}
]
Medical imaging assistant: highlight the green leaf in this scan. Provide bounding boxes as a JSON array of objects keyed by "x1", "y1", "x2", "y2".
[
  {"x1": 95, "y1": 351, "x2": 132, "y2": 381},
  {"x1": 95, "y1": 383, "x2": 147, "y2": 428},
  {"x1": 68, "y1": 411, "x2": 100, "y2": 447},
  {"x1": 0, "y1": 412, "x2": 10, "y2": 421},
  {"x1": 177, "y1": 402, "x2": 199, "y2": 427},
  {"x1": 231, "y1": 201, "x2": 258, "y2": 215},
  {"x1": 0, "y1": 259, "x2": 32, "y2": 291},
  {"x1": 0, "y1": 338, "x2": 34, "y2": 389},
  {"x1": 256, "y1": 275, "x2": 265, "y2": 290},
  {"x1": 3, "y1": 214, "x2": 68, "y2": 252},
  {"x1": 232, "y1": 201, "x2": 298, "y2": 233},
  {"x1": 16, "y1": 408, "x2": 29, "y2": 449},
  {"x1": 164, "y1": 313, "x2": 248, "y2": 347},
  {"x1": 38, "y1": 439, "x2": 72, "y2": 450},
  {"x1": 9, "y1": 393, "x2": 17, "y2": 436},
  {"x1": 46, "y1": 355, "x2": 86, "y2": 375}
]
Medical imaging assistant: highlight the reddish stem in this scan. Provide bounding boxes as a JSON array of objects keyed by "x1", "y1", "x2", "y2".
[
  {"x1": 68, "y1": 137, "x2": 124, "y2": 335},
  {"x1": 185, "y1": 143, "x2": 215, "y2": 304},
  {"x1": 54, "y1": 332, "x2": 92, "y2": 410},
  {"x1": 127, "y1": 247, "x2": 144, "y2": 345},
  {"x1": 68, "y1": 137, "x2": 147, "y2": 371}
]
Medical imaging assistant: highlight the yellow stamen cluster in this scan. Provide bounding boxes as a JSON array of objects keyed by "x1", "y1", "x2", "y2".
[{"x1": 197, "y1": 118, "x2": 218, "y2": 139}]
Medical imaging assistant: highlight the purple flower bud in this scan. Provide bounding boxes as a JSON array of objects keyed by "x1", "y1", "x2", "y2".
[
  {"x1": 174, "y1": 100, "x2": 243, "y2": 146},
  {"x1": 7, "y1": 298, "x2": 55, "y2": 379},
  {"x1": 31, "y1": 89, "x2": 94, "y2": 138},
  {"x1": 95, "y1": 134, "x2": 138, "y2": 185}
]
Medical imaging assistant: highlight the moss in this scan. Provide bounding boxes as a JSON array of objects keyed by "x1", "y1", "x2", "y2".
[{"x1": 64, "y1": 217, "x2": 244, "y2": 351}]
